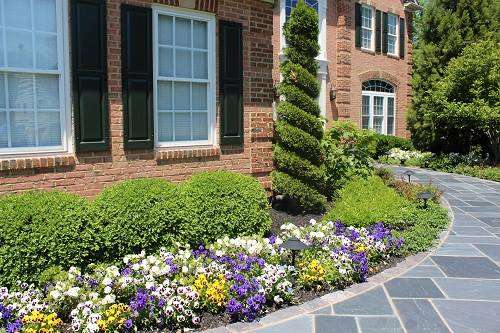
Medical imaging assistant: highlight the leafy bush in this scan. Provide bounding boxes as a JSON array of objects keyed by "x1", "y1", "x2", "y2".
[
  {"x1": 389, "y1": 179, "x2": 442, "y2": 202},
  {"x1": 0, "y1": 191, "x2": 94, "y2": 286},
  {"x1": 374, "y1": 167, "x2": 395, "y2": 183},
  {"x1": 154, "y1": 171, "x2": 272, "y2": 246},
  {"x1": 321, "y1": 121, "x2": 375, "y2": 197},
  {"x1": 92, "y1": 178, "x2": 178, "y2": 261},
  {"x1": 452, "y1": 165, "x2": 500, "y2": 182},
  {"x1": 323, "y1": 176, "x2": 414, "y2": 229},
  {"x1": 372, "y1": 134, "x2": 413, "y2": 159}
]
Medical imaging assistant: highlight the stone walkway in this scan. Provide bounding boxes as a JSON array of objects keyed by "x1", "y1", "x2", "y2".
[{"x1": 208, "y1": 167, "x2": 500, "y2": 333}]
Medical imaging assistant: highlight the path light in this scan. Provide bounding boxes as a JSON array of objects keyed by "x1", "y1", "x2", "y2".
[
  {"x1": 403, "y1": 170, "x2": 415, "y2": 183},
  {"x1": 418, "y1": 191, "x2": 432, "y2": 208},
  {"x1": 282, "y1": 237, "x2": 310, "y2": 266}
]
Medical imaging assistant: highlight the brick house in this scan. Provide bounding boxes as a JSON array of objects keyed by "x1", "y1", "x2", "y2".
[{"x1": 0, "y1": 0, "x2": 418, "y2": 196}]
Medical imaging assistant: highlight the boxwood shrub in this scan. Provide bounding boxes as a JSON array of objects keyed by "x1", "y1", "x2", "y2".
[
  {"x1": 373, "y1": 134, "x2": 414, "y2": 159},
  {"x1": 153, "y1": 171, "x2": 272, "y2": 246},
  {"x1": 0, "y1": 191, "x2": 94, "y2": 287},
  {"x1": 92, "y1": 178, "x2": 178, "y2": 261}
]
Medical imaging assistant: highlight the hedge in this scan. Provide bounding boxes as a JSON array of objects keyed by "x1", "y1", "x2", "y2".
[
  {"x1": 275, "y1": 121, "x2": 322, "y2": 165},
  {"x1": 276, "y1": 101, "x2": 323, "y2": 140},
  {"x1": 280, "y1": 62, "x2": 320, "y2": 97},
  {"x1": 0, "y1": 191, "x2": 94, "y2": 286},
  {"x1": 373, "y1": 134, "x2": 414, "y2": 159},
  {"x1": 277, "y1": 84, "x2": 321, "y2": 117}
]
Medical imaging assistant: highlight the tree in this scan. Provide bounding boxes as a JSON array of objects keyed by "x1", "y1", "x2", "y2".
[
  {"x1": 408, "y1": 0, "x2": 500, "y2": 153},
  {"x1": 427, "y1": 40, "x2": 500, "y2": 162},
  {"x1": 272, "y1": 0, "x2": 326, "y2": 213}
]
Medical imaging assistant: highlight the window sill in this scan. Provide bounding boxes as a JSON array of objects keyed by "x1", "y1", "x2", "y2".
[
  {"x1": 155, "y1": 146, "x2": 220, "y2": 161},
  {"x1": 359, "y1": 47, "x2": 376, "y2": 55},
  {"x1": 0, "y1": 154, "x2": 76, "y2": 171},
  {"x1": 387, "y1": 53, "x2": 400, "y2": 59}
]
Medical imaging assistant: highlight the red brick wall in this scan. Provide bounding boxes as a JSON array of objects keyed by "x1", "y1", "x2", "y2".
[{"x1": 0, "y1": 0, "x2": 274, "y2": 196}]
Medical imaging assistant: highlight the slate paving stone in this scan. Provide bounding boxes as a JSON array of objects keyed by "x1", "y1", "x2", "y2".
[
  {"x1": 358, "y1": 317, "x2": 404, "y2": 333},
  {"x1": 314, "y1": 315, "x2": 358, "y2": 333},
  {"x1": 463, "y1": 200, "x2": 496, "y2": 207},
  {"x1": 393, "y1": 299, "x2": 450, "y2": 333},
  {"x1": 385, "y1": 278, "x2": 445, "y2": 298},
  {"x1": 419, "y1": 258, "x2": 436, "y2": 266},
  {"x1": 473, "y1": 244, "x2": 500, "y2": 262},
  {"x1": 432, "y1": 256, "x2": 500, "y2": 278},
  {"x1": 476, "y1": 217, "x2": 500, "y2": 228},
  {"x1": 401, "y1": 265, "x2": 445, "y2": 278},
  {"x1": 310, "y1": 305, "x2": 332, "y2": 315},
  {"x1": 445, "y1": 235, "x2": 500, "y2": 244},
  {"x1": 254, "y1": 315, "x2": 312, "y2": 333},
  {"x1": 452, "y1": 227, "x2": 492, "y2": 236},
  {"x1": 433, "y1": 278, "x2": 500, "y2": 301},
  {"x1": 332, "y1": 286, "x2": 393, "y2": 315},
  {"x1": 433, "y1": 243, "x2": 484, "y2": 257},
  {"x1": 433, "y1": 300, "x2": 500, "y2": 333}
]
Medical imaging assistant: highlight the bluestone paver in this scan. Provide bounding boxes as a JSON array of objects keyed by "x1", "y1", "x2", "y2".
[
  {"x1": 332, "y1": 286, "x2": 393, "y2": 315},
  {"x1": 385, "y1": 278, "x2": 445, "y2": 298},
  {"x1": 432, "y1": 256, "x2": 500, "y2": 278}
]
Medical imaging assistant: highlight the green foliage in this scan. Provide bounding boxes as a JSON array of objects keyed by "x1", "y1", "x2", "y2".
[
  {"x1": 271, "y1": 171, "x2": 327, "y2": 213},
  {"x1": 372, "y1": 134, "x2": 414, "y2": 159},
  {"x1": 409, "y1": 0, "x2": 500, "y2": 158},
  {"x1": 452, "y1": 165, "x2": 500, "y2": 182},
  {"x1": 92, "y1": 178, "x2": 178, "y2": 261},
  {"x1": 275, "y1": 121, "x2": 322, "y2": 165},
  {"x1": 321, "y1": 121, "x2": 375, "y2": 197},
  {"x1": 323, "y1": 177, "x2": 414, "y2": 229},
  {"x1": 389, "y1": 179, "x2": 442, "y2": 202},
  {"x1": 0, "y1": 191, "x2": 94, "y2": 287},
  {"x1": 280, "y1": 62, "x2": 320, "y2": 98},
  {"x1": 154, "y1": 171, "x2": 272, "y2": 246},
  {"x1": 276, "y1": 102, "x2": 323, "y2": 139},
  {"x1": 277, "y1": 84, "x2": 321, "y2": 117},
  {"x1": 374, "y1": 166, "x2": 395, "y2": 183}
]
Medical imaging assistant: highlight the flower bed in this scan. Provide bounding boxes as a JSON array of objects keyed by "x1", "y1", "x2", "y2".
[{"x1": 0, "y1": 220, "x2": 402, "y2": 333}]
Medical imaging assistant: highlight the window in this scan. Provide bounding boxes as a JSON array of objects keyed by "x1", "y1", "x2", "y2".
[
  {"x1": 0, "y1": 0, "x2": 69, "y2": 155},
  {"x1": 361, "y1": 5, "x2": 374, "y2": 50},
  {"x1": 361, "y1": 80, "x2": 395, "y2": 135},
  {"x1": 154, "y1": 8, "x2": 215, "y2": 147},
  {"x1": 387, "y1": 13, "x2": 398, "y2": 55},
  {"x1": 285, "y1": 0, "x2": 319, "y2": 19}
]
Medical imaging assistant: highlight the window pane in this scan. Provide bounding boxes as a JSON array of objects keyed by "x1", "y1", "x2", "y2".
[
  {"x1": 5, "y1": 0, "x2": 31, "y2": 29},
  {"x1": 387, "y1": 117, "x2": 394, "y2": 135},
  {"x1": 193, "y1": 51, "x2": 207, "y2": 79},
  {"x1": 388, "y1": 36, "x2": 396, "y2": 54},
  {"x1": 35, "y1": 33, "x2": 58, "y2": 69},
  {"x1": 387, "y1": 97, "x2": 395, "y2": 116},
  {"x1": 0, "y1": 112, "x2": 7, "y2": 147},
  {"x1": 361, "y1": 6, "x2": 372, "y2": 28},
  {"x1": 174, "y1": 112, "x2": 190, "y2": 141},
  {"x1": 175, "y1": 18, "x2": 191, "y2": 48},
  {"x1": 6, "y1": 30, "x2": 33, "y2": 68},
  {"x1": 192, "y1": 83, "x2": 207, "y2": 110},
  {"x1": 0, "y1": 76, "x2": 5, "y2": 108},
  {"x1": 374, "y1": 96, "x2": 384, "y2": 116},
  {"x1": 192, "y1": 112, "x2": 207, "y2": 140},
  {"x1": 0, "y1": 31, "x2": 4, "y2": 67},
  {"x1": 159, "y1": 47, "x2": 173, "y2": 77},
  {"x1": 362, "y1": 29, "x2": 372, "y2": 49},
  {"x1": 174, "y1": 82, "x2": 190, "y2": 110},
  {"x1": 158, "y1": 15, "x2": 173, "y2": 45},
  {"x1": 157, "y1": 81, "x2": 173, "y2": 110},
  {"x1": 175, "y1": 49, "x2": 191, "y2": 78},
  {"x1": 10, "y1": 111, "x2": 35, "y2": 147},
  {"x1": 158, "y1": 112, "x2": 173, "y2": 142},
  {"x1": 373, "y1": 116, "x2": 383, "y2": 134},
  {"x1": 36, "y1": 75, "x2": 59, "y2": 109},
  {"x1": 38, "y1": 111, "x2": 61, "y2": 146},
  {"x1": 362, "y1": 116, "x2": 370, "y2": 130},
  {"x1": 34, "y1": 0, "x2": 57, "y2": 33},
  {"x1": 193, "y1": 21, "x2": 207, "y2": 49},
  {"x1": 8, "y1": 73, "x2": 33, "y2": 109},
  {"x1": 362, "y1": 95, "x2": 370, "y2": 116}
]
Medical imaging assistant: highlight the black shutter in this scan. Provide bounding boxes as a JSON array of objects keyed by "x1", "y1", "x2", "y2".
[
  {"x1": 375, "y1": 10, "x2": 382, "y2": 53},
  {"x1": 355, "y1": 3, "x2": 361, "y2": 48},
  {"x1": 121, "y1": 5, "x2": 153, "y2": 149},
  {"x1": 382, "y1": 12, "x2": 388, "y2": 54},
  {"x1": 72, "y1": 0, "x2": 108, "y2": 152},
  {"x1": 399, "y1": 17, "x2": 405, "y2": 59},
  {"x1": 219, "y1": 21, "x2": 243, "y2": 145}
]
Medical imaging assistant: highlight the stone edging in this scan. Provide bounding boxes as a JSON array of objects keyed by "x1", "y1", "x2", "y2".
[{"x1": 203, "y1": 196, "x2": 455, "y2": 333}]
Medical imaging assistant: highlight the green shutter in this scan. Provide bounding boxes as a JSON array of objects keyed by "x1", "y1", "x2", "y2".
[
  {"x1": 72, "y1": 0, "x2": 109, "y2": 152},
  {"x1": 355, "y1": 3, "x2": 361, "y2": 48},
  {"x1": 122, "y1": 5, "x2": 154, "y2": 149},
  {"x1": 382, "y1": 12, "x2": 388, "y2": 54},
  {"x1": 375, "y1": 10, "x2": 382, "y2": 53},
  {"x1": 399, "y1": 17, "x2": 405, "y2": 59},
  {"x1": 219, "y1": 21, "x2": 244, "y2": 145}
]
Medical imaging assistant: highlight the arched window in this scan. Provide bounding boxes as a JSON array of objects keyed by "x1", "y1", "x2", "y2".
[
  {"x1": 361, "y1": 80, "x2": 395, "y2": 135},
  {"x1": 285, "y1": 0, "x2": 319, "y2": 20}
]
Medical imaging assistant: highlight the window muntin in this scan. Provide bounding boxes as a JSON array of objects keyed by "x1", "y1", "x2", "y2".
[
  {"x1": 154, "y1": 8, "x2": 215, "y2": 147},
  {"x1": 285, "y1": 0, "x2": 319, "y2": 19},
  {"x1": 387, "y1": 13, "x2": 398, "y2": 55},
  {"x1": 0, "y1": 0, "x2": 68, "y2": 154},
  {"x1": 361, "y1": 80, "x2": 395, "y2": 135},
  {"x1": 361, "y1": 5, "x2": 373, "y2": 50}
]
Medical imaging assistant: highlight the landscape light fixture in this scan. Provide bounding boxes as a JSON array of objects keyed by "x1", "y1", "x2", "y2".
[
  {"x1": 282, "y1": 237, "x2": 310, "y2": 266},
  {"x1": 418, "y1": 191, "x2": 433, "y2": 208},
  {"x1": 403, "y1": 170, "x2": 415, "y2": 183}
]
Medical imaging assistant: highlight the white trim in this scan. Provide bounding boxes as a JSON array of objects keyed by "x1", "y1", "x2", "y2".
[
  {"x1": 387, "y1": 12, "x2": 399, "y2": 56},
  {"x1": 0, "y1": 0, "x2": 72, "y2": 157},
  {"x1": 361, "y1": 88, "x2": 396, "y2": 135},
  {"x1": 152, "y1": 5, "x2": 216, "y2": 148},
  {"x1": 360, "y1": 4, "x2": 375, "y2": 52}
]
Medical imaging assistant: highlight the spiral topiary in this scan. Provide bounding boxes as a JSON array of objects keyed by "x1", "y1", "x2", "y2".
[{"x1": 272, "y1": 0, "x2": 326, "y2": 213}]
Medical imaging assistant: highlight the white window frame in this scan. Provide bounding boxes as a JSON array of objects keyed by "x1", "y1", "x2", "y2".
[
  {"x1": 361, "y1": 90, "x2": 396, "y2": 135},
  {"x1": 387, "y1": 13, "x2": 399, "y2": 56},
  {"x1": 152, "y1": 5, "x2": 216, "y2": 148},
  {"x1": 0, "y1": 0, "x2": 72, "y2": 157},
  {"x1": 360, "y1": 4, "x2": 375, "y2": 51}
]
